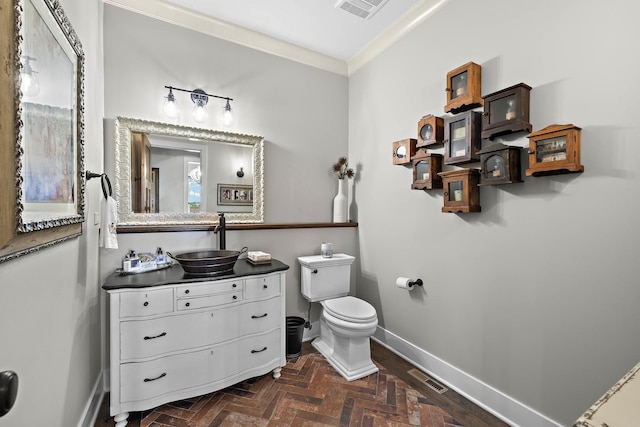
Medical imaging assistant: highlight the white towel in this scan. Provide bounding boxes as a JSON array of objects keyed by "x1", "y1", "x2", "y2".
[{"x1": 100, "y1": 196, "x2": 119, "y2": 249}]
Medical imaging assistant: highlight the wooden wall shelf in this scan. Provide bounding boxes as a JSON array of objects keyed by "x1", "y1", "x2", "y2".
[{"x1": 116, "y1": 222, "x2": 358, "y2": 233}]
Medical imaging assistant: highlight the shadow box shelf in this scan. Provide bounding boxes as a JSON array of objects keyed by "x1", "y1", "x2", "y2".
[
  {"x1": 438, "y1": 168, "x2": 481, "y2": 213},
  {"x1": 525, "y1": 124, "x2": 584, "y2": 177},
  {"x1": 392, "y1": 138, "x2": 417, "y2": 166},
  {"x1": 444, "y1": 111, "x2": 482, "y2": 165},
  {"x1": 417, "y1": 114, "x2": 444, "y2": 148},
  {"x1": 481, "y1": 83, "x2": 532, "y2": 140},
  {"x1": 411, "y1": 151, "x2": 443, "y2": 190},
  {"x1": 444, "y1": 62, "x2": 483, "y2": 114},
  {"x1": 477, "y1": 142, "x2": 522, "y2": 186}
]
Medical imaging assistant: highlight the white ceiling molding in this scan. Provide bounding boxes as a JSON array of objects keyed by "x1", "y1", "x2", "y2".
[
  {"x1": 347, "y1": 0, "x2": 450, "y2": 75},
  {"x1": 103, "y1": 0, "x2": 449, "y2": 77},
  {"x1": 103, "y1": 0, "x2": 349, "y2": 75}
]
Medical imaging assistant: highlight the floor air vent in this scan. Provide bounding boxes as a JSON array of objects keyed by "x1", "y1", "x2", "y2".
[
  {"x1": 408, "y1": 368, "x2": 448, "y2": 394},
  {"x1": 335, "y1": 0, "x2": 389, "y2": 20}
]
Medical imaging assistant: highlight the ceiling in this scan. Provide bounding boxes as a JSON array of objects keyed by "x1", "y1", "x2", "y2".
[
  {"x1": 105, "y1": 0, "x2": 450, "y2": 75},
  {"x1": 163, "y1": 0, "x2": 422, "y2": 61}
]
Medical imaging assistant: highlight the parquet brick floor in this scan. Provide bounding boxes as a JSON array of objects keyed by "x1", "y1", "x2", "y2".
[{"x1": 96, "y1": 342, "x2": 508, "y2": 427}]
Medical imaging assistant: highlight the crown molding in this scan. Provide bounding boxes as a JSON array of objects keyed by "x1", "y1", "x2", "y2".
[
  {"x1": 103, "y1": 0, "x2": 349, "y2": 75},
  {"x1": 103, "y1": 0, "x2": 449, "y2": 77},
  {"x1": 348, "y1": 0, "x2": 450, "y2": 75}
]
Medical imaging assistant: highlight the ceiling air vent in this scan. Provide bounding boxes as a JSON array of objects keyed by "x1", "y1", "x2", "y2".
[{"x1": 335, "y1": 0, "x2": 389, "y2": 20}]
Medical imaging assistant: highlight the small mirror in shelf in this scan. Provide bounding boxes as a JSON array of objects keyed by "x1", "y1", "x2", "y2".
[
  {"x1": 417, "y1": 114, "x2": 444, "y2": 147},
  {"x1": 392, "y1": 138, "x2": 417, "y2": 166}
]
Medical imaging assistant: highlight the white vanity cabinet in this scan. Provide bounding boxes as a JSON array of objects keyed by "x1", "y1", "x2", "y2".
[{"x1": 104, "y1": 264, "x2": 287, "y2": 427}]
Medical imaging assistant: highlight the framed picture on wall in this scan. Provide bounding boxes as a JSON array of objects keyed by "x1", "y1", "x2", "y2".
[
  {"x1": 217, "y1": 184, "x2": 253, "y2": 206},
  {"x1": 0, "y1": 0, "x2": 86, "y2": 263}
]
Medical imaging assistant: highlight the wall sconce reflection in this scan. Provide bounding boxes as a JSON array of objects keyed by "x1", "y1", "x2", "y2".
[{"x1": 21, "y1": 55, "x2": 40, "y2": 97}]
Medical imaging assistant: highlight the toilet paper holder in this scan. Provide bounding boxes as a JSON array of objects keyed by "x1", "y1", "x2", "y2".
[{"x1": 410, "y1": 279, "x2": 423, "y2": 287}]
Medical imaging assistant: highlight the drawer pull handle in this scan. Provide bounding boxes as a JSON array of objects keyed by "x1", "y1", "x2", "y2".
[
  {"x1": 232, "y1": 295, "x2": 238, "y2": 300},
  {"x1": 185, "y1": 302, "x2": 190, "y2": 307},
  {"x1": 143, "y1": 302, "x2": 149, "y2": 307},
  {"x1": 143, "y1": 373, "x2": 166, "y2": 382},
  {"x1": 251, "y1": 313, "x2": 268, "y2": 319},
  {"x1": 143, "y1": 332, "x2": 167, "y2": 340},
  {"x1": 232, "y1": 283, "x2": 237, "y2": 288},
  {"x1": 251, "y1": 346, "x2": 268, "y2": 354},
  {"x1": 263, "y1": 284, "x2": 268, "y2": 289},
  {"x1": 184, "y1": 289, "x2": 190, "y2": 294}
]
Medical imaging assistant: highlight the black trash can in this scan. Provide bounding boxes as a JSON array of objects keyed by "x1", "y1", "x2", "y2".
[{"x1": 286, "y1": 316, "x2": 306, "y2": 358}]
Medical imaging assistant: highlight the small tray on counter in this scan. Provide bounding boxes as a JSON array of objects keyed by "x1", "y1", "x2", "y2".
[{"x1": 116, "y1": 263, "x2": 173, "y2": 276}]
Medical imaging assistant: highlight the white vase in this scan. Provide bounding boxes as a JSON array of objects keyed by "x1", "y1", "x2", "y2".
[{"x1": 333, "y1": 179, "x2": 348, "y2": 222}]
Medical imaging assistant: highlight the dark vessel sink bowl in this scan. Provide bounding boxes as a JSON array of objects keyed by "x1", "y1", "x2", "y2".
[{"x1": 168, "y1": 248, "x2": 247, "y2": 276}]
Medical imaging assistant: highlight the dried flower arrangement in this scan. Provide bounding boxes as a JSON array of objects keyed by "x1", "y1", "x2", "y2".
[{"x1": 332, "y1": 156, "x2": 354, "y2": 180}]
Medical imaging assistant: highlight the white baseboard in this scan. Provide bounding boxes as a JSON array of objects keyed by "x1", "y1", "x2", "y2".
[
  {"x1": 372, "y1": 327, "x2": 563, "y2": 427},
  {"x1": 77, "y1": 373, "x2": 105, "y2": 427}
]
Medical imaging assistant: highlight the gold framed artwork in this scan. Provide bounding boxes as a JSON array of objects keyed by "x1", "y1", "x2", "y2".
[{"x1": 0, "y1": 0, "x2": 85, "y2": 263}]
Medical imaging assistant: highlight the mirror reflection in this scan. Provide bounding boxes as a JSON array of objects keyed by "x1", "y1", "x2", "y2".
[{"x1": 115, "y1": 117, "x2": 264, "y2": 226}]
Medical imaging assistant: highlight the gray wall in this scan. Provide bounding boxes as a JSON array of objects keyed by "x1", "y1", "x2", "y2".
[
  {"x1": 0, "y1": 0, "x2": 104, "y2": 426},
  {"x1": 349, "y1": 0, "x2": 640, "y2": 425},
  {"x1": 101, "y1": 4, "x2": 353, "y2": 358}
]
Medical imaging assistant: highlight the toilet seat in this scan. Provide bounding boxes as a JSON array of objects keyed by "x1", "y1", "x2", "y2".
[{"x1": 322, "y1": 296, "x2": 377, "y2": 323}]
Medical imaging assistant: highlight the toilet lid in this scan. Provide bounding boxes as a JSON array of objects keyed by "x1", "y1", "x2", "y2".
[{"x1": 323, "y1": 296, "x2": 377, "y2": 323}]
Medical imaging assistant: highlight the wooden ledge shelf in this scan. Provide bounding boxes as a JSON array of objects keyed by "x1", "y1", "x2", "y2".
[{"x1": 116, "y1": 222, "x2": 358, "y2": 233}]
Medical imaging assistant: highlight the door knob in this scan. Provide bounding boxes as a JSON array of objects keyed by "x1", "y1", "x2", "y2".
[{"x1": 0, "y1": 371, "x2": 18, "y2": 417}]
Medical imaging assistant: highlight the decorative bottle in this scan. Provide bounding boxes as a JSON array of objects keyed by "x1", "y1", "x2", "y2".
[{"x1": 333, "y1": 179, "x2": 348, "y2": 222}]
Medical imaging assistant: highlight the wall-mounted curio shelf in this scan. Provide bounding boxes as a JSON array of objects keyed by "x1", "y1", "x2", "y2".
[
  {"x1": 444, "y1": 62, "x2": 483, "y2": 114},
  {"x1": 481, "y1": 83, "x2": 532, "y2": 140},
  {"x1": 477, "y1": 142, "x2": 522, "y2": 186},
  {"x1": 392, "y1": 138, "x2": 417, "y2": 166},
  {"x1": 444, "y1": 111, "x2": 482, "y2": 165},
  {"x1": 417, "y1": 114, "x2": 444, "y2": 148},
  {"x1": 525, "y1": 124, "x2": 584, "y2": 177},
  {"x1": 412, "y1": 151, "x2": 443, "y2": 190},
  {"x1": 438, "y1": 168, "x2": 481, "y2": 213}
]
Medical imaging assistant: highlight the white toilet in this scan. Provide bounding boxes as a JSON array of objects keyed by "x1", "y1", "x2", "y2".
[{"x1": 298, "y1": 253, "x2": 378, "y2": 381}]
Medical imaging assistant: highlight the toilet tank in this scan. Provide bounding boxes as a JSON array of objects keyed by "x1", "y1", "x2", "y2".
[{"x1": 297, "y1": 254, "x2": 355, "y2": 302}]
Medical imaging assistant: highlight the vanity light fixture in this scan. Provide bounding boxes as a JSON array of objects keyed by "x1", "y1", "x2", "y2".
[
  {"x1": 163, "y1": 85, "x2": 234, "y2": 126},
  {"x1": 162, "y1": 87, "x2": 178, "y2": 118},
  {"x1": 20, "y1": 55, "x2": 40, "y2": 97}
]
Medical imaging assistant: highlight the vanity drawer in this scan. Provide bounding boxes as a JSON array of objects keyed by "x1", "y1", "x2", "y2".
[
  {"x1": 120, "y1": 328, "x2": 281, "y2": 403},
  {"x1": 177, "y1": 291, "x2": 243, "y2": 311},
  {"x1": 176, "y1": 279, "x2": 243, "y2": 298},
  {"x1": 120, "y1": 289, "x2": 174, "y2": 318},
  {"x1": 120, "y1": 297, "x2": 281, "y2": 360},
  {"x1": 245, "y1": 275, "x2": 280, "y2": 300}
]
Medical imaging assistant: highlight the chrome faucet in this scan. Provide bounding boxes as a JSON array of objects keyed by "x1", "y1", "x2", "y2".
[{"x1": 215, "y1": 212, "x2": 226, "y2": 250}]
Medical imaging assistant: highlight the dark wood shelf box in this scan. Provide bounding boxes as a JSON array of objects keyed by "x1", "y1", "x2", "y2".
[
  {"x1": 481, "y1": 82, "x2": 532, "y2": 140},
  {"x1": 412, "y1": 151, "x2": 443, "y2": 190}
]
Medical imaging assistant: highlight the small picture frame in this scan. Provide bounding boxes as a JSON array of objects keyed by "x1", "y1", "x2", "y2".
[{"x1": 217, "y1": 184, "x2": 253, "y2": 206}]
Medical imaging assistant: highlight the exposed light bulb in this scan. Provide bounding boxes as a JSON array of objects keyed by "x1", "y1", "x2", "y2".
[
  {"x1": 191, "y1": 89, "x2": 209, "y2": 123},
  {"x1": 21, "y1": 73, "x2": 40, "y2": 97},
  {"x1": 222, "y1": 99, "x2": 233, "y2": 127},
  {"x1": 163, "y1": 89, "x2": 178, "y2": 118},
  {"x1": 193, "y1": 104, "x2": 208, "y2": 123}
]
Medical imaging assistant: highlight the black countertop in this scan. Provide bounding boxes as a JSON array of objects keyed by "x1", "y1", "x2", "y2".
[{"x1": 102, "y1": 259, "x2": 290, "y2": 290}]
